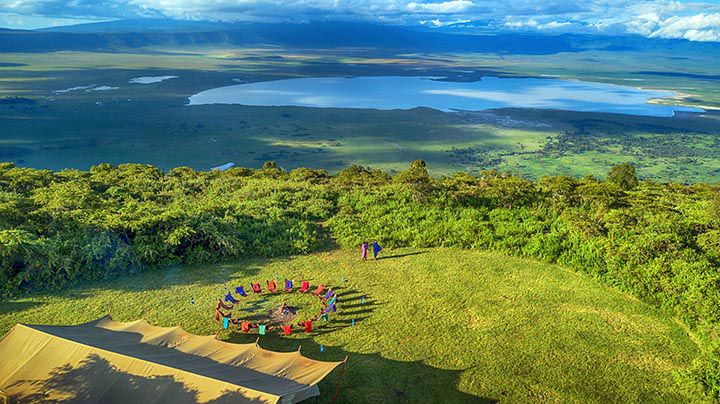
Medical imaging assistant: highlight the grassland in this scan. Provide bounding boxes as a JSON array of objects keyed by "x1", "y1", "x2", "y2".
[
  {"x1": 1, "y1": 46, "x2": 719, "y2": 182},
  {"x1": 0, "y1": 248, "x2": 706, "y2": 402}
]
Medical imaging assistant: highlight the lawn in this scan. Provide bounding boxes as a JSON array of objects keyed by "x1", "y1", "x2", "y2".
[{"x1": 0, "y1": 248, "x2": 705, "y2": 403}]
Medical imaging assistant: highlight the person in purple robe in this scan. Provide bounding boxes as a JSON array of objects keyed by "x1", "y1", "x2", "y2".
[{"x1": 361, "y1": 241, "x2": 368, "y2": 261}]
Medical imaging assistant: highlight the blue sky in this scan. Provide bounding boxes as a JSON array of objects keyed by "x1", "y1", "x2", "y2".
[{"x1": 1, "y1": 0, "x2": 719, "y2": 41}]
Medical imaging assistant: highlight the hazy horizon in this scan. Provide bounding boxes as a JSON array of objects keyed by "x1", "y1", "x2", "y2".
[{"x1": 1, "y1": 0, "x2": 720, "y2": 42}]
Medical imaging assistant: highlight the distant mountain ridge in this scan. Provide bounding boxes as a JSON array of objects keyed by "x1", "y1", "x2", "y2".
[
  {"x1": 37, "y1": 18, "x2": 238, "y2": 33},
  {"x1": 0, "y1": 20, "x2": 717, "y2": 55}
]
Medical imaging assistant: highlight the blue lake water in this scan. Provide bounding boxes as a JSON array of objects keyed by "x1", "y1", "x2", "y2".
[{"x1": 187, "y1": 76, "x2": 702, "y2": 117}]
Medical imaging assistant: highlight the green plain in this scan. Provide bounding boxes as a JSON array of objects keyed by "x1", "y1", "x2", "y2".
[{"x1": 1, "y1": 47, "x2": 719, "y2": 182}]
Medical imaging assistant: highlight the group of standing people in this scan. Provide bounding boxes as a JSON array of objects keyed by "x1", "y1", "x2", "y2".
[{"x1": 361, "y1": 240, "x2": 382, "y2": 261}]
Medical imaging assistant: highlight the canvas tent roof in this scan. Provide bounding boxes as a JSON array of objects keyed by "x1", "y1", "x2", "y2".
[{"x1": 0, "y1": 316, "x2": 343, "y2": 403}]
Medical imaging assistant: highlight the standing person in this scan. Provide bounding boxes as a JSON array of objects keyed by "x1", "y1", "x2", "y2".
[
  {"x1": 372, "y1": 240, "x2": 382, "y2": 259},
  {"x1": 299, "y1": 319, "x2": 313, "y2": 333},
  {"x1": 361, "y1": 241, "x2": 368, "y2": 261}
]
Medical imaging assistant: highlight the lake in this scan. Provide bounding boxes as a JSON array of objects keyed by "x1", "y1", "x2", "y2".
[
  {"x1": 187, "y1": 76, "x2": 702, "y2": 117},
  {"x1": 129, "y1": 75, "x2": 178, "y2": 84}
]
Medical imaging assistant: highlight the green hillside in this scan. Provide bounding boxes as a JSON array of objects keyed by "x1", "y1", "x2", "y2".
[{"x1": 0, "y1": 249, "x2": 704, "y2": 402}]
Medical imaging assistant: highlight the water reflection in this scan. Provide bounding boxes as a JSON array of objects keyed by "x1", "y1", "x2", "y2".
[{"x1": 188, "y1": 76, "x2": 702, "y2": 117}]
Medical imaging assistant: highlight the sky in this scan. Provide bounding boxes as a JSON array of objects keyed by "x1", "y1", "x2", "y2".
[{"x1": 1, "y1": 0, "x2": 719, "y2": 42}]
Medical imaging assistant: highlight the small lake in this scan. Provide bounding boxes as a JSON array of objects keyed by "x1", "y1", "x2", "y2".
[
  {"x1": 129, "y1": 75, "x2": 178, "y2": 84},
  {"x1": 187, "y1": 76, "x2": 702, "y2": 117}
]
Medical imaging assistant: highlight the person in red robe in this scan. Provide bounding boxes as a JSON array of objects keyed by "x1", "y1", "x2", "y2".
[
  {"x1": 299, "y1": 320, "x2": 313, "y2": 333},
  {"x1": 241, "y1": 321, "x2": 253, "y2": 333}
]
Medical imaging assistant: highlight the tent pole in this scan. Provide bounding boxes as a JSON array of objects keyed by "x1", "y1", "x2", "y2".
[{"x1": 331, "y1": 356, "x2": 349, "y2": 404}]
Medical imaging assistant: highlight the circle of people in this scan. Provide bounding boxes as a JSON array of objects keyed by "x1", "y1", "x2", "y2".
[{"x1": 214, "y1": 279, "x2": 338, "y2": 336}]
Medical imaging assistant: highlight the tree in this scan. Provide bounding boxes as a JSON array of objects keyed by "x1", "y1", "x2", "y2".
[
  {"x1": 395, "y1": 160, "x2": 431, "y2": 186},
  {"x1": 442, "y1": 172, "x2": 487, "y2": 207},
  {"x1": 394, "y1": 160, "x2": 435, "y2": 200},
  {"x1": 538, "y1": 176, "x2": 577, "y2": 208},
  {"x1": 712, "y1": 189, "x2": 720, "y2": 221},
  {"x1": 262, "y1": 161, "x2": 278, "y2": 170},
  {"x1": 484, "y1": 175, "x2": 536, "y2": 209},
  {"x1": 289, "y1": 167, "x2": 330, "y2": 184},
  {"x1": 258, "y1": 161, "x2": 283, "y2": 178},
  {"x1": 334, "y1": 165, "x2": 390, "y2": 187},
  {"x1": 576, "y1": 181, "x2": 626, "y2": 209},
  {"x1": 608, "y1": 162, "x2": 639, "y2": 190}
]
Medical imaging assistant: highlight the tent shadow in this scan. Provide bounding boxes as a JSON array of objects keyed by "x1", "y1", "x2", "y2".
[{"x1": 227, "y1": 334, "x2": 495, "y2": 403}]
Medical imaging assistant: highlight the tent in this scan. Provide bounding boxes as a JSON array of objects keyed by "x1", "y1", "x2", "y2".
[{"x1": 0, "y1": 316, "x2": 344, "y2": 403}]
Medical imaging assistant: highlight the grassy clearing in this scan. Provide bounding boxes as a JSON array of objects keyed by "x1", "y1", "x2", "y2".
[{"x1": 0, "y1": 248, "x2": 704, "y2": 402}]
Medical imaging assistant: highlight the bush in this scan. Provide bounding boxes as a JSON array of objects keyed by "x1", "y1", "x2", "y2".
[
  {"x1": 608, "y1": 162, "x2": 639, "y2": 190},
  {"x1": 0, "y1": 164, "x2": 334, "y2": 292},
  {"x1": 688, "y1": 340, "x2": 720, "y2": 400}
]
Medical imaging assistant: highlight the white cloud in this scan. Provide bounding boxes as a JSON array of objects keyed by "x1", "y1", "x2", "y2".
[
  {"x1": 544, "y1": 21, "x2": 572, "y2": 29},
  {"x1": 498, "y1": 1, "x2": 720, "y2": 41},
  {"x1": 0, "y1": 12, "x2": 112, "y2": 29},
  {"x1": 420, "y1": 17, "x2": 471, "y2": 26},
  {"x1": 407, "y1": 0, "x2": 474, "y2": 14},
  {"x1": 1, "y1": 0, "x2": 720, "y2": 42},
  {"x1": 648, "y1": 13, "x2": 720, "y2": 41},
  {"x1": 504, "y1": 18, "x2": 538, "y2": 28}
]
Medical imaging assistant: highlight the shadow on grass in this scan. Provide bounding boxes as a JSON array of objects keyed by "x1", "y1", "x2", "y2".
[
  {"x1": 0, "y1": 257, "x2": 366, "y2": 325},
  {"x1": 0, "y1": 301, "x2": 38, "y2": 316},
  {"x1": 0, "y1": 259, "x2": 268, "y2": 319},
  {"x1": 226, "y1": 333, "x2": 493, "y2": 403},
  {"x1": 378, "y1": 251, "x2": 428, "y2": 260},
  {"x1": 223, "y1": 286, "x2": 493, "y2": 403},
  {"x1": 64, "y1": 259, "x2": 268, "y2": 296},
  {"x1": 315, "y1": 222, "x2": 340, "y2": 253}
]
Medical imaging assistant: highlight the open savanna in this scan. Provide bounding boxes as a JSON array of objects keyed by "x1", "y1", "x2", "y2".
[
  {"x1": 1, "y1": 47, "x2": 719, "y2": 182},
  {"x1": 0, "y1": 249, "x2": 705, "y2": 403}
]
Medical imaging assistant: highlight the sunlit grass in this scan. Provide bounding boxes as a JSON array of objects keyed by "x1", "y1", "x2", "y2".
[{"x1": 0, "y1": 248, "x2": 704, "y2": 402}]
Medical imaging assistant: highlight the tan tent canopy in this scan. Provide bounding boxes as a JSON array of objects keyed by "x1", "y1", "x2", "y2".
[{"x1": 0, "y1": 316, "x2": 343, "y2": 403}]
